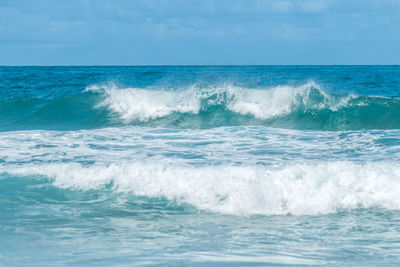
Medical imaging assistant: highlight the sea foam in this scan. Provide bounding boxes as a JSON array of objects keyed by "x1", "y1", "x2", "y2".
[
  {"x1": 86, "y1": 81, "x2": 350, "y2": 121},
  {"x1": 1, "y1": 82, "x2": 399, "y2": 131},
  {"x1": 3, "y1": 160, "x2": 400, "y2": 216}
]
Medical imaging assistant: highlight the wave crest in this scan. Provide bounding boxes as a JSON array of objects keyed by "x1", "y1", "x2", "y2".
[
  {"x1": 87, "y1": 81, "x2": 348, "y2": 121},
  {"x1": 85, "y1": 81, "x2": 400, "y2": 130},
  {"x1": 1, "y1": 82, "x2": 400, "y2": 131},
  {"x1": 4, "y1": 161, "x2": 400, "y2": 216}
]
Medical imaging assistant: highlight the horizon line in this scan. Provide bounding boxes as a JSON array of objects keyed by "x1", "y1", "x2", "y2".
[{"x1": 1, "y1": 64, "x2": 399, "y2": 67}]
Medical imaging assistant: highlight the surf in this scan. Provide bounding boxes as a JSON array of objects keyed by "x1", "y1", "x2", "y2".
[
  {"x1": 3, "y1": 160, "x2": 400, "y2": 216},
  {"x1": 2, "y1": 81, "x2": 400, "y2": 131},
  {"x1": 90, "y1": 81, "x2": 400, "y2": 130}
]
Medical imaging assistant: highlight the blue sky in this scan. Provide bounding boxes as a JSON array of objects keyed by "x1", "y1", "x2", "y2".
[{"x1": 1, "y1": 0, "x2": 400, "y2": 65}]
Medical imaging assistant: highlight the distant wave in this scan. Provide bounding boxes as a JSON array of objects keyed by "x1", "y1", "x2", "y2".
[
  {"x1": 2, "y1": 81, "x2": 400, "y2": 131},
  {"x1": 87, "y1": 81, "x2": 349, "y2": 121},
  {"x1": 80, "y1": 81, "x2": 400, "y2": 130}
]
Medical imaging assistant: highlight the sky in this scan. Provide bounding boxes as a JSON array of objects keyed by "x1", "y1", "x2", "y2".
[{"x1": 0, "y1": 0, "x2": 400, "y2": 65}]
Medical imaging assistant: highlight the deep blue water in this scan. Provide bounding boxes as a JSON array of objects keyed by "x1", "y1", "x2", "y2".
[{"x1": 1, "y1": 66, "x2": 400, "y2": 266}]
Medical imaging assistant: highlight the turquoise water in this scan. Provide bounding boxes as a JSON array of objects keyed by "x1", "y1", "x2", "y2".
[{"x1": 1, "y1": 66, "x2": 400, "y2": 266}]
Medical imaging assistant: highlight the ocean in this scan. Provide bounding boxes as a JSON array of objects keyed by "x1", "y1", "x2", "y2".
[{"x1": 1, "y1": 66, "x2": 400, "y2": 266}]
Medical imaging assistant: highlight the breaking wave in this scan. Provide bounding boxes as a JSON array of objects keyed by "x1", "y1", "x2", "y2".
[
  {"x1": 2, "y1": 81, "x2": 400, "y2": 130},
  {"x1": 3, "y1": 160, "x2": 400, "y2": 216}
]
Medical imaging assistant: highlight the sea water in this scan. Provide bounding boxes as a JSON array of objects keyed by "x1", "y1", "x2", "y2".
[{"x1": 1, "y1": 66, "x2": 400, "y2": 266}]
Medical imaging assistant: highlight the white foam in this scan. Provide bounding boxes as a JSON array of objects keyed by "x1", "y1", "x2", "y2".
[
  {"x1": 4, "y1": 160, "x2": 400, "y2": 216},
  {"x1": 87, "y1": 84, "x2": 201, "y2": 121},
  {"x1": 225, "y1": 81, "x2": 326, "y2": 119},
  {"x1": 86, "y1": 81, "x2": 347, "y2": 121},
  {"x1": 0, "y1": 126, "x2": 390, "y2": 167}
]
